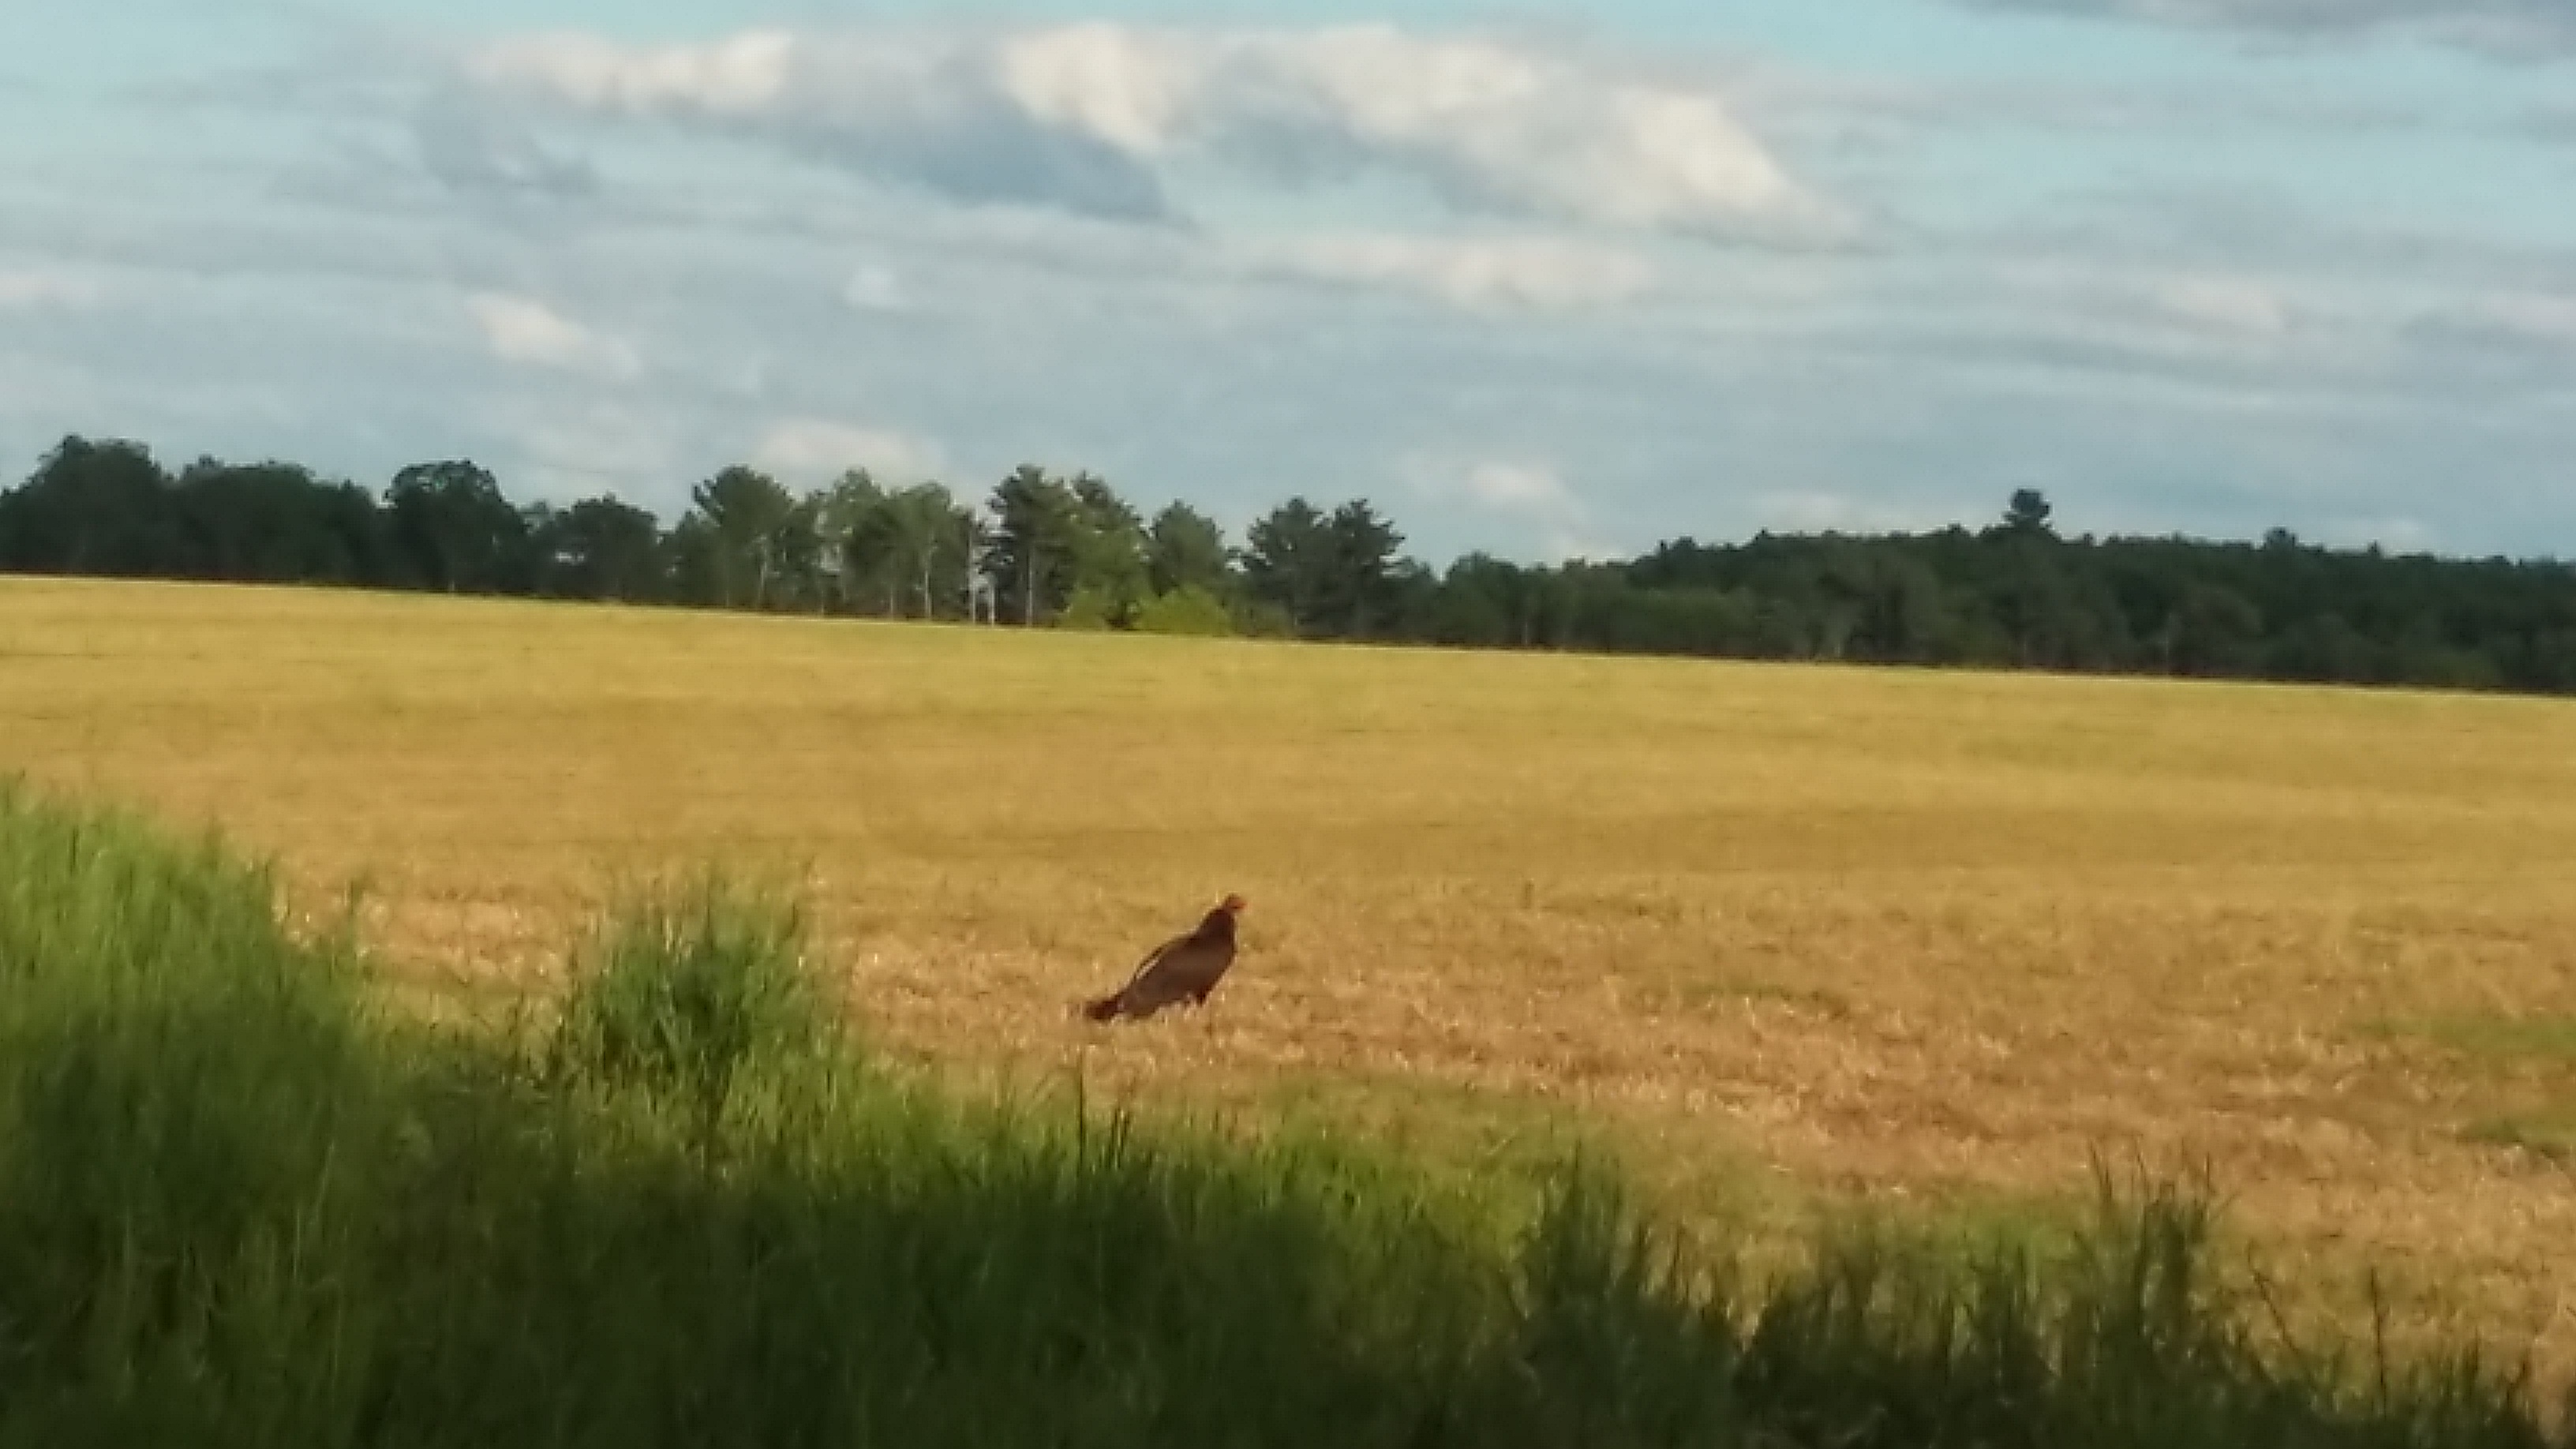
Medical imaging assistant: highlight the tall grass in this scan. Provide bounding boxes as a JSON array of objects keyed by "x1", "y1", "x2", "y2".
[
  {"x1": 541, "y1": 868, "x2": 833, "y2": 1166},
  {"x1": 0, "y1": 777, "x2": 2562, "y2": 1447}
]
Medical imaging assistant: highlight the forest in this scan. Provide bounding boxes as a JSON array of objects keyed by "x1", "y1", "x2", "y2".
[{"x1": 4, "y1": 432, "x2": 2572, "y2": 695}]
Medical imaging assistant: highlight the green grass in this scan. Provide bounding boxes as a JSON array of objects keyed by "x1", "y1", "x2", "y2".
[
  {"x1": 2462, "y1": 1114, "x2": 2576, "y2": 1169},
  {"x1": 0, "y1": 776, "x2": 2567, "y2": 1447},
  {"x1": 2420, "y1": 1016, "x2": 2576, "y2": 1069}
]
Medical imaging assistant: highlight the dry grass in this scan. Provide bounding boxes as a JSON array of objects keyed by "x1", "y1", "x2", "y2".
[{"x1": 6, "y1": 575, "x2": 2575, "y2": 1369}]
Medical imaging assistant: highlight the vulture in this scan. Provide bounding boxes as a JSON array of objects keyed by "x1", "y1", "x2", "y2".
[{"x1": 1079, "y1": 894, "x2": 1245, "y2": 1023}]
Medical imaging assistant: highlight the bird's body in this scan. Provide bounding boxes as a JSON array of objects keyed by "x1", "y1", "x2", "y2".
[{"x1": 1080, "y1": 895, "x2": 1245, "y2": 1023}]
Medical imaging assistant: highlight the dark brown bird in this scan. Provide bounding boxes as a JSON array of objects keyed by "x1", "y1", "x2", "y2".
[{"x1": 1079, "y1": 894, "x2": 1245, "y2": 1023}]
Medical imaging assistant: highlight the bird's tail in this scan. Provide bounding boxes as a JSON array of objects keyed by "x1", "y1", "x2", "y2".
[{"x1": 1078, "y1": 992, "x2": 1124, "y2": 1023}]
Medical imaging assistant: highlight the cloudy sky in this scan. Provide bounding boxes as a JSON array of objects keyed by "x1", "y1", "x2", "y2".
[{"x1": 2, "y1": 0, "x2": 2571, "y2": 564}]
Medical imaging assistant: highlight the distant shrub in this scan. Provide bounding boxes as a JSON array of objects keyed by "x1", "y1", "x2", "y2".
[
  {"x1": 1057, "y1": 584, "x2": 1125, "y2": 631},
  {"x1": 1132, "y1": 585, "x2": 1236, "y2": 637},
  {"x1": 1229, "y1": 596, "x2": 1300, "y2": 639}
]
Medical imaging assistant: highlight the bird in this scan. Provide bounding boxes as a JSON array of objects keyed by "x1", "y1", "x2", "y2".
[{"x1": 1079, "y1": 894, "x2": 1245, "y2": 1023}]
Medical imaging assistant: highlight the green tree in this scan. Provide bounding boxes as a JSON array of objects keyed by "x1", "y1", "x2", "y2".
[
  {"x1": 2166, "y1": 582, "x2": 2263, "y2": 677},
  {"x1": 1242, "y1": 496, "x2": 1410, "y2": 639},
  {"x1": 1979, "y1": 492, "x2": 2121, "y2": 669},
  {"x1": 665, "y1": 515, "x2": 724, "y2": 607},
  {"x1": 688, "y1": 466, "x2": 797, "y2": 610},
  {"x1": 16, "y1": 432, "x2": 2576, "y2": 701},
  {"x1": 1241, "y1": 496, "x2": 1332, "y2": 634},
  {"x1": 387, "y1": 460, "x2": 525, "y2": 593},
  {"x1": 1429, "y1": 553, "x2": 1528, "y2": 647},
  {"x1": 768, "y1": 494, "x2": 829, "y2": 613},
  {"x1": 983, "y1": 466, "x2": 1083, "y2": 626},
  {"x1": 0, "y1": 436, "x2": 178, "y2": 577},
  {"x1": 1844, "y1": 552, "x2": 1949, "y2": 664},
  {"x1": 815, "y1": 470, "x2": 891, "y2": 614},
  {"x1": 2268, "y1": 612, "x2": 2379, "y2": 683},
  {"x1": 1147, "y1": 502, "x2": 1233, "y2": 599},
  {"x1": 536, "y1": 496, "x2": 666, "y2": 601},
  {"x1": 1320, "y1": 498, "x2": 1406, "y2": 639},
  {"x1": 852, "y1": 481, "x2": 981, "y2": 620},
  {"x1": 172, "y1": 459, "x2": 388, "y2": 586},
  {"x1": 2001, "y1": 488, "x2": 2056, "y2": 539},
  {"x1": 1065, "y1": 473, "x2": 1151, "y2": 627}
]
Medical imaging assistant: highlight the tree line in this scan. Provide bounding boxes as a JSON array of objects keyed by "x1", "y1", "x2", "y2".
[{"x1": 3, "y1": 433, "x2": 2572, "y2": 696}]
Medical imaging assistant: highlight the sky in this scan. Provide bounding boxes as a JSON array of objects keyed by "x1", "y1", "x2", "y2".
[{"x1": 2, "y1": 0, "x2": 2571, "y2": 564}]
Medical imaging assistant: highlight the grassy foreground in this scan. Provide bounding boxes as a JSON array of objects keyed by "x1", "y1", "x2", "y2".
[
  {"x1": 0, "y1": 778, "x2": 2566, "y2": 1447},
  {"x1": 7, "y1": 577, "x2": 2576, "y2": 1380}
]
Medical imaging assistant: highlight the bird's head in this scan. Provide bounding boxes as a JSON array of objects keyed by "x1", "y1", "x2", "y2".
[{"x1": 1219, "y1": 893, "x2": 1247, "y2": 915}]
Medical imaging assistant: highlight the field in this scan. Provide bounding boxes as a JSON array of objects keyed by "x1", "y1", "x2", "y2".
[{"x1": 6, "y1": 574, "x2": 2576, "y2": 1371}]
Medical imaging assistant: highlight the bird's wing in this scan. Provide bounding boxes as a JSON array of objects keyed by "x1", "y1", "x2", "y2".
[
  {"x1": 1161, "y1": 938, "x2": 1234, "y2": 997},
  {"x1": 1114, "y1": 934, "x2": 1184, "y2": 992}
]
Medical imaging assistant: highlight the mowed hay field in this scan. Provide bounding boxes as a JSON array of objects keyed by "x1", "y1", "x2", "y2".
[{"x1": 7, "y1": 575, "x2": 2576, "y2": 1364}]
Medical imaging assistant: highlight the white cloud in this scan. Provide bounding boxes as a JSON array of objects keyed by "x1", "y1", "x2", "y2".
[
  {"x1": 482, "y1": 398, "x2": 683, "y2": 502},
  {"x1": 2462, "y1": 294, "x2": 2576, "y2": 347},
  {"x1": 2155, "y1": 275, "x2": 2293, "y2": 337},
  {"x1": 842, "y1": 264, "x2": 908, "y2": 313},
  {"x1": 1253, "y1": 233, "x2": 1655, "y2": 311},
  {"x1": 465, "y1": 293, "x2": 641, "y2": 380},
  {"x1": 994, "y1": 22, "x2": 1196, "y2": 157},
  {"x1": 20, "y1": 13, "x2": 2576, "y2": 571},
  {"x1": 1404, "y1": 455, "x2": 1615, "y2": 560},
  {"x1": 412, "y1": 93, "x2": 598, "y2": 200},
  {"x1": 1752, "y1": 489, "x2": 1982, "y2": 536},
  {"x1": 477, "y1": 28, "x2": 798, "y2": 117},
  {"x1": 2318, "y1": 515, "x2": 2436, "y2": 552},
  {"x1": 1461, "y1": 460, "x2": 1578, "y2": 514},
  {"x1": 466, "y1": 22, "x2": 1838, "y2": 243},
  {"x1": 2400, "y1": 291, "x2": 2576, "y2": 371},
  {"x1": 750, "y1": 418, "x2": 950, "y2": 482},
  {"x1": 1953, "y1": 0, "x2": 2576, "y2": 57},
  {"x1": 0, "y1": 268, "x2": 103, "y2": 309}
]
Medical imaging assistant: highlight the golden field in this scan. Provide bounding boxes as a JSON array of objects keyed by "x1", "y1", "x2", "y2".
[{"x1": 6, "y1": 575, "x2": 2576, "y2": 1360}]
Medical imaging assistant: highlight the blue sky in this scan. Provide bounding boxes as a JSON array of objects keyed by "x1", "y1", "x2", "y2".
[{"x1": 2, "y1": 0, "x2": 2571, "y2": 564}]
